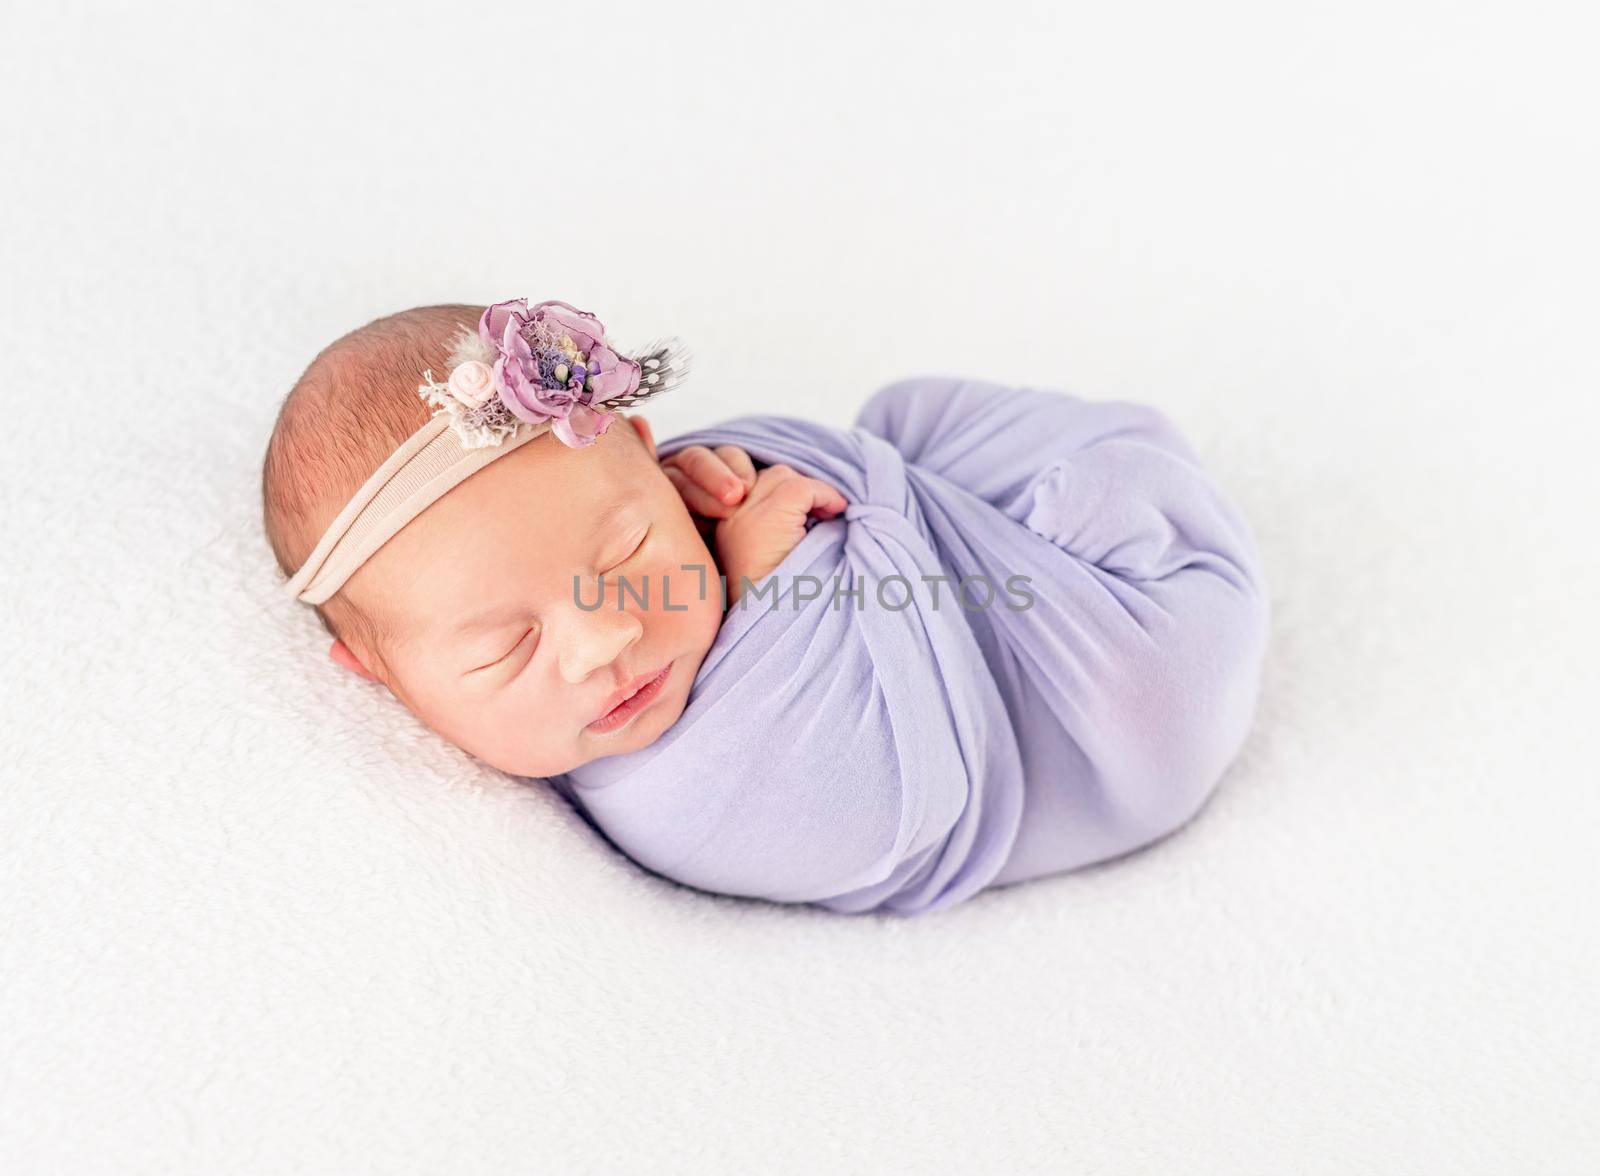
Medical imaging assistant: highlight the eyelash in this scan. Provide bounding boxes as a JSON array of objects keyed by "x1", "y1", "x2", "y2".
[
  {"x1": 603, "y1": 526, "x2": 650, "y2": 574},
  {"x1": 469, "y1": 626, "x2": 536, "y2": 675}
]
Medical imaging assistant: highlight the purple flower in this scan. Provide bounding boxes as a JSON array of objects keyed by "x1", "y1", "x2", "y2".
[
  {"x1": 477, "y1": 299, "x2": 642, "y2": 448},
  {"x1": 551, "y1": 403, "x2": 615, "y2": 448}
]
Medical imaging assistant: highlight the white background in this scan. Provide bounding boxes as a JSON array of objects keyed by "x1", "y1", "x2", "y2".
[{"x1": 3, "y1": 1, "x2": 1597, "y2": 1172}]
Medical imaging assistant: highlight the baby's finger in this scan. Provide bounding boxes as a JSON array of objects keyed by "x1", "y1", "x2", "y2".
[
  {"x1": 713, "y1": 446, "x2": 758, "y2": 493},
  {"x1": 663, "y1": 464, "x2": 738, "y2": 519},
  {"x1": 804, "y1": 477, "x2": 849, "y2": 518},
  {"x1": 769, "y1": 473, "x2": 848, "y2": 520},
  {"x1": 665, "y1": 445, "x2": 747, "y2": 506}
]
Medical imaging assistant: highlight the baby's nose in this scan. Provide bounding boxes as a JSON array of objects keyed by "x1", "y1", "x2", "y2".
[{"x1": 554, "y1": 599, "x2": 644, "y2": 684}]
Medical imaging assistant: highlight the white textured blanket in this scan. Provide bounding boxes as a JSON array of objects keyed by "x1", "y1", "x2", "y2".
[{"x1": 3, "y1": 2, "x2": 1596, "y2": 1172}]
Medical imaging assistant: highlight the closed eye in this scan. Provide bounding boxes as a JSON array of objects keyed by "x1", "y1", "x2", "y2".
[
  {"x1": 603, "y1": 525, "x2": 651, "y2": 574},
  {"x1": 467, "y1": 626, "x2": 537, "y2": 675}
]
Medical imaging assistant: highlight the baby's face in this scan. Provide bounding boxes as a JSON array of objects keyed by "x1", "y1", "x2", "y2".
[{"x1": 336, "y1": 416, "x2": 723, "y2": 777}]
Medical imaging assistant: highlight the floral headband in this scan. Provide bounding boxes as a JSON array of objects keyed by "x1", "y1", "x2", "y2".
[{"x1": 281, "y1": 298, "x2": 689, "y2": 606}]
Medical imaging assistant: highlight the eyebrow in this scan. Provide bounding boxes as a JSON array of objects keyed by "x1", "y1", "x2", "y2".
[{"x1": 445, "y1": 496, "x2": 642, "y2": 639}]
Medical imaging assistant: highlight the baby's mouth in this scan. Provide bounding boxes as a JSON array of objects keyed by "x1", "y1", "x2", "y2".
[{"x1": 587, "y1": 662, "x2": 674, "y2": 734}]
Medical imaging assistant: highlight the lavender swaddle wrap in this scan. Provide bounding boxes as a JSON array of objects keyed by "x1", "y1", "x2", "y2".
[{"x1": 549, "y1": 376, "x2": 1270, "y2": 916}]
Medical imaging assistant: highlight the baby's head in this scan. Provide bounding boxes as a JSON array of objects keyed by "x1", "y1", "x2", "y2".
[{"x1": 262, "y1": 303, "x2": 722, "y2": 778}]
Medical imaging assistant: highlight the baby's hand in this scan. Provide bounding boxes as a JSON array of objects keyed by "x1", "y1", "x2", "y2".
[
  {"x1": 660, "y1": 445, "x2": 759, "y2": 519},
  {"x1": 715, "y1": 464, "x2": 848, "y2": 605}
]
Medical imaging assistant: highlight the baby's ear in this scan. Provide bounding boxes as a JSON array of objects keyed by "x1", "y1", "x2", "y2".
[
  {"x1": 625, "y1": 413, "x2": 657, "y2": 461},
  {"x1": 329, "y1": 638, "x2": 382, "y2": 683}
]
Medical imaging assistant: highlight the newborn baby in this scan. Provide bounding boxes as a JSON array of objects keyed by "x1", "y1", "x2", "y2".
[
  {"x1": 264, "y1": 298, "x2": 1269, "y2": 916},
  {"x1": 264, "y1": 302, "x2": 836, "y2": 778}
]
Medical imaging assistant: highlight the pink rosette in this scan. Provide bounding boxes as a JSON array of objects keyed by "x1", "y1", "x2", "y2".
[{"x1": 446, "y1": 360, "x2": 496, "y2": 408}]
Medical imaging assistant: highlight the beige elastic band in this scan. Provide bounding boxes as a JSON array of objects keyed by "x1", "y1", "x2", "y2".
[{"x1": 282, "y1": 414, "x2": 549, "y2": 605}]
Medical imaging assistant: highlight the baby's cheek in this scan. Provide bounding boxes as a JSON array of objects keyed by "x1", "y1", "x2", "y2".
[
  {"x1": 657, "y1": 560, "x2": 716, "y2": 613},
  {"x1": 407, "y1": 669, "x2": 568, "y2": 778},
  {"x1": 670, "y1": 570, "x2": 726, "y2": 669}
]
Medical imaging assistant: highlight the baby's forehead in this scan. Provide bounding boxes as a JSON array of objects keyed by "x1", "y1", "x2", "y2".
[
  {"x1": 371, "y1": 438, "x2": 660, "y2": 625},
  {"x1": 507, "y1": 434, "x2": 659, "y2": 532}
]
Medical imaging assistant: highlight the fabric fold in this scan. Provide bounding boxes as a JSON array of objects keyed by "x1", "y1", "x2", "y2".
[{"x1": 552, "y1": 376, "x2": 1270, "y2": 915}]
